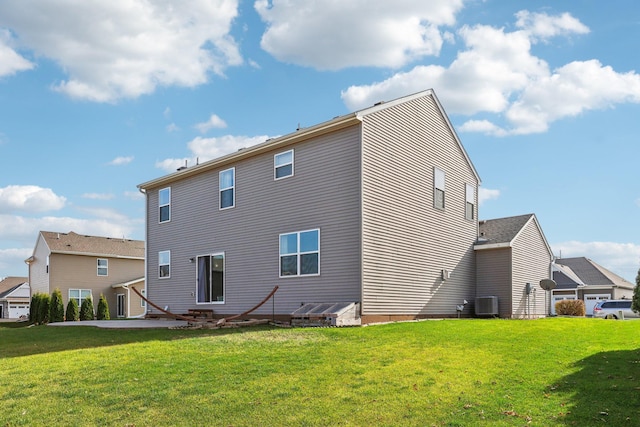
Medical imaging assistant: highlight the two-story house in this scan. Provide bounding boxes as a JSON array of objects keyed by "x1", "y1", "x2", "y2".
[
  {"x1": 26, "y1": 231, "x2": 146, "y2": 319},
  {"x1": 138, "y1": 90, "x2": 490, "y2": 324}
]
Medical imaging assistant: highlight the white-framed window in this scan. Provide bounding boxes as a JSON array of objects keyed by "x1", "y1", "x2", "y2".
[
  {"x1": 465, "y1": 184, "x2": 475, "y2": 220},
  {"x1": 274, "y1": 149, "x2": 294, "y2": 180},
  {"x1": 219, "y1": 167, "x2": 235, "y2": 209},
  {"x1": 141, "y1": 289, "x2": 146, "y2": 308},
  {"x1": 116, "y1": 294, "x2": 125, "y2": 318},
  {"x1": 69, "y1": 289, "x2": 92, "y2": 309},
  {"x1": 434, "y1": 167, "x2": 445, "y2": 210},
  {"x1": 159, "y1": 250, "x2": 171, "y2": 278},
  {"x1": 97, "y1": 258, "x2": 108, "y2": 276},
  {"x1": 196, "y1": 253, "x2": 225, "y2": 303},
  {"x1": 46, "y1": 255, "x2": 50, "y2": 274},
  {"x1": 159, "y1": 187, "x2": 171, "y2": 223},
  {"x1": 279, "y1": 229, "x2": 320, "y2": 277}
]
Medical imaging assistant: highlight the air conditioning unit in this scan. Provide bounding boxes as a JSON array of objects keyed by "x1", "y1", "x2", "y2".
[{"x1": 475, "y1": 296, "x2": 499, "y2": 316}]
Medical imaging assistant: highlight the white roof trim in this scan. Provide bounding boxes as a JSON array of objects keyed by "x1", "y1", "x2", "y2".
[{"x1": 474, "y1": 242, "x2": 512, "y2": 250}]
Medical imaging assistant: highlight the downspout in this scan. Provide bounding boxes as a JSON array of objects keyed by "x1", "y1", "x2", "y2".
[{"x1": 138, "y1": 187, "x2": 148, "y2": 317}]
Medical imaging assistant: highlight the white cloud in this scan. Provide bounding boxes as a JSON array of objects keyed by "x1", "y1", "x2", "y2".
[
  {"x1": 108, "y1": 156, "x2": 134, "y2": 166},
  {"x1": 552, "y1": 241, "x2": 640, "y2": 283},
  {"x1": 515, "y1": 10, "x2": 590, "y2": 41},
  {"x1": 478, "y1": 187, "x2": 500, "y2": 205},
  {"x1": 341, "y1": 11, "x2": 640, "y2": 136},
  {"x1": 195, "y1": 114, "x2": 228, "y2": 134},
  {"x1": 0, "y1": 29, "x2": 34, "y2": 77},
  {"x1": 166, "y1": 123, "x2": 179, "y2": 132},
  {"x1": 124, "y1": 191, "x2": 145, "y2": 201},
  {"x1": 255, "y1": 0, "x2": 463, "y2": 70},
  {"x1": 156, "y1": 135, "x2": 270, "y2": 172},
  {"x1": 0, "y1": 0, "x2": 242, "y2": 102},
  {"x1": 82, "y1": 193, "x2": 115, "y2": 201},
  {"x1": 0, "y1": 247, "x2": 32, "y2": 277},
  {"x1": 0, "y1": 185, "x2": 66, "y2": 213}
]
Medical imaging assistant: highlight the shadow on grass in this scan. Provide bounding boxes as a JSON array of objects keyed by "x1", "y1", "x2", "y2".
[
  {"x1": 0, "y1": 321, "x2": 273, "y2": 359},
  {"x1": 555, "y1": 348, "x2": 640, "y2": 425}
]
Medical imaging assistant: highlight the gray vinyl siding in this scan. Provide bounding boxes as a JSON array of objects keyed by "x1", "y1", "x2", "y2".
[
  {"x1": 144, "y1": 125, "x2": 362, "y2": 316},
  {"x1": 360, "y1": 93, "x2": 478, "y2": 316},
  {"x1": 475, "y1": 248, "x2": 512, "y2": 317},
  {"x1": 511, "y1": 220, "x2": 552, "y2": 318}
]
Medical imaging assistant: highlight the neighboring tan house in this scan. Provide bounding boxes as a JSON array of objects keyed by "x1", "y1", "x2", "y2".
[
  {"x1": 138, "y1": 90, "x2": 483, "y2": 324},
  {"x1": 474, "y1": 214, "x2": 554, "y2": 318},
  {"x1": 25, "y1": 231, "x2": 145, "y2": 319},
  {"x1": 552, "y1": 257, "x2": 635, "y2": 316},
  {"x1": 0, "y1": 276, "x2": 30, "y2": 319}
]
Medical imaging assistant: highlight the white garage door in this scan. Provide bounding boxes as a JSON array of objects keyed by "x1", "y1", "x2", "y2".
[
  {"x1": 552, "y1": 295, "x2": 576, "y2": 315},
  {"x1": 9, "y1": 304, "x2": 29, "y2": 319},
  {"x1": 584, "y1": 294, "x2": 610, "y2": 316}
]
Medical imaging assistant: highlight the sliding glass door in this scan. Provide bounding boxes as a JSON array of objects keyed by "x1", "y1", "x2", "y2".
[{"x1": 196, "y1": 253, "x2": 224, "y2": 303}]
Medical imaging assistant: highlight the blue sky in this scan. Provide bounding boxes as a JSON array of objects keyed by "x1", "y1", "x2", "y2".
[{"x1": 0, "y1": 0, "x2": 639, "y2": 282}]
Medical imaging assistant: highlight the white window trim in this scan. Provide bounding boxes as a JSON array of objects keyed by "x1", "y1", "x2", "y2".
[
  {"x1": 274, "y1": 149, "x2": 294, "y2": 180},
  {"x1": 159, "y1": 187, "x2": 171, "y2": 224},
  {"x1": 465, "y1": 183, "x2": 475, "y2": 221},
  {"x1": 219, "y1": 167, "x2": 235, "y2": 210},
  {"x1": 116, "y1": 293, "x2": 126, "y2": 318},
  {"x1": 434, "y1": 167, "x2": 445, "y2": 210},
  {"x1": 69, "y1": 289, "x2": 92, "y2": 308},
  {"x1": 195, "y1": 252, "x2": 226, "y2": 305},
  {"x1": 97, "y1": 258, "x2": 108, "y2": 276},
  {"x1": 159, "y1": 250, "x2": 171, "y2": 279},
  {"x1": 279, "y1": 228, "x2": 320, "y2": 278}
]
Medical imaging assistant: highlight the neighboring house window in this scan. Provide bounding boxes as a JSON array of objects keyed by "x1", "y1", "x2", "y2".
[
  {"x1": 69, "y1": 289, "x2": 92, "y2": 308},
  {"x1": 97, "y1": 258, "x2": 108, "y2": 276},
  {"x1": 219, "y1": 168, "x2": 235, "y2": 209},
  {"x1": 465, "y1": 184, "x2": 475, "y2": 220},
  {"x1": 279, "y1": 229, "x2": 320, "y2": 277},
  {"x1": 159, "y1": 187, "x2": 171, "y2": 223},
  {"x1": 434, "y1": 167, "x2": 445, "y2": 210},
  {"x1": 159, "y1": 250, "x2": 170, "y2": 278},
  {"x1": 274, "y1": 149, "x2": 294, "y2": 180},
  {"x1": 196, "y1": 253, "x2": 225, "y2": 303}
]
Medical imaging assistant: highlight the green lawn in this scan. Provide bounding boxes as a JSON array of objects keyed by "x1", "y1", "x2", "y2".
[{"x1": 1, "y1": 318, "x2": 639, "y2": 426}]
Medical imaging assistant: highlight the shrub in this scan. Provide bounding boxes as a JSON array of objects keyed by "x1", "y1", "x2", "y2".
[
  {"x1": 96, "y1": 294, "x2": 110, "y2": 320},
  {"x1": 79, "y1": 296, "x2": 94, "y2": 321},
  {"x1": 65, "y1": 298, "x2": 79, "y2": 321},
  {"x1": 29, "y1": 293, "x2": 41, "y2": 324},
  {"x1": 38, "y1": 293, "x2": 51, "y2": 324},
  {"x1": 632, "y1": 267, "x2": 640, "y2": 314},
  {"x1": 49, "y1": 289, "x2": 65, "y2": 323},
  {"x1": 555, "y1": 299, "x2": 585, "y2": 316}
]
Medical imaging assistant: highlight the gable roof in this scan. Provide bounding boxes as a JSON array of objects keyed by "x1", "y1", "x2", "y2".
[
  {"x1": 138, "y1": 89, "x2": 480, "y2": 190},
  {"x1": 554, "y1": 257, "x2": 634, "y2": 289},
  {"x1": 0, "y1": 276, "x2": 28, "y2": 298},
  {"x1": 474, "y1": 213, "x2": 552, "y2": 256},
  {"x1": 38, "y1": 231, "x2": 144, "y2": 259}
]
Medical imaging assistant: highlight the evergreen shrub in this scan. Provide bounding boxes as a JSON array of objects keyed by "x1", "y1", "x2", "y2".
[
  {"x1": 96, "y1": 294, "x2": 110, "y2": 320},
  {"x1": 79, "y1": 296, "x2": 94, "y2": 321},
  {"x1": 65, "y1": 298, "x2": 79, "y2": 321},
  {"x1": 49, "y1": 288, "x2": 65, "y2": 323}
]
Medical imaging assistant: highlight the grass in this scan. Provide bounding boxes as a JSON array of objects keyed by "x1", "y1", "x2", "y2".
[{"x1": 1, "y1": 318, "x2": 639, "y2": 426}]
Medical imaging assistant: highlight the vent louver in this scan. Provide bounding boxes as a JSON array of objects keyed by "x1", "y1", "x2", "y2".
[{"x1": 475, "y1": 296, "x2": 499, "y2": 316}]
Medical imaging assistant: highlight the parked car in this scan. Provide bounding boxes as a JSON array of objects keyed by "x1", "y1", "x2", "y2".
[{"x1": 592, "y1": 300, "x2": 639, "y2": 319}]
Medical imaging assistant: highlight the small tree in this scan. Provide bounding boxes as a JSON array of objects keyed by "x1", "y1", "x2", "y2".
[
  {"x1": 79, "y1": 296, "x2": 94, "y2": 321},
  {"x1": 49, "y1": 288, "x2": 65, "y2": 323},
  {"x1": 65, "y1": 298, "x2": 79, "y2": 321},
  {"x1": 29, "y1": 293, "x2": 41, "y2": 324},
  {"x1": 632, "y1": 266, "x2": 640, "y2": 314},
  {"x1": 38, "y1": 293, "x2": 51, "y2": 324},
  {"x1": 96, "y1": 294, "x2": 110, "y2": 320}
]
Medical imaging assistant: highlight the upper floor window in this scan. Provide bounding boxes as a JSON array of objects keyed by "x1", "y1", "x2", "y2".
[
  {"x1": 465, "y1": 184, "x2": 475, "y2": 220},
  {"x1": 97, "y1": 258, "x2": 108, "y2": 276},
  {"x1": 159, "y1": 250, "x2": 171, "y2": 278},
  {"x1": 279, "y1": 229, "x2": 320, "y2": 277},
  {"x1": 159, "y1": 187, "x2": 171, "y2": 223},
  {"x1": 219, "y1": 167, "x2": 235, "y2": 210},
  {"x1": 434, "y1": 167, "x2": 445, "y2": 210},
  {"x1": 274, "y1": 149, "x2": 294, "y2": 180}
]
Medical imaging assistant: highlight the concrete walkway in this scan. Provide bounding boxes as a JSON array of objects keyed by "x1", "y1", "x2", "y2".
[{"x1": 48, "y1": 319, "x2": 190, "y2": 329}]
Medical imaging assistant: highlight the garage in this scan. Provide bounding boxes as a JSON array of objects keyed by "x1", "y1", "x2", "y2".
[{"x1": 584, "y1": 294, "x2": 610, "y2": 317}]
